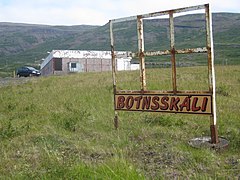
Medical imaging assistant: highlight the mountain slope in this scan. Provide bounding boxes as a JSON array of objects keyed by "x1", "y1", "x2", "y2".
[
  {"x1": 0, "y1": 23, "x2": 98, "y2": 55},
  {"x1": 0, "y1": 13, "x2": 240, "y2": 76}
]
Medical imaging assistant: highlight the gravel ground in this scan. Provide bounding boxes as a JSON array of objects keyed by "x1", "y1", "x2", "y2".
[{"x1": 0, "y1": 77, "x2": 33, "y2": 87}]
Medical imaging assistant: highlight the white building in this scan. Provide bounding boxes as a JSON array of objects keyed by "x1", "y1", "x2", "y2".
[{"x1": 40, "y1": 50, "x2": 139, "y2": 76}]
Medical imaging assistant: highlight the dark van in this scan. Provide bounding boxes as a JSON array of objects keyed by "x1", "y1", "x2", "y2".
[{"x1": 16, "y1": 66, "x2": 41, "y2": 77}]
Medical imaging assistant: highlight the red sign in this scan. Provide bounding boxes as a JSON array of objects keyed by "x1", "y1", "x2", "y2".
[{"x1": 115, "y1": 94, "x2": 212, "y2": 114}]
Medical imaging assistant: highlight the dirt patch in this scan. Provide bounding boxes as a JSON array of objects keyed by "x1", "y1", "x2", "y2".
[
  {"x1": 132, "y1": 143, "x2": 190, "y2": 179},
  {"x1": 0, "y1": 77, "x2": 34, "y2": 87}
]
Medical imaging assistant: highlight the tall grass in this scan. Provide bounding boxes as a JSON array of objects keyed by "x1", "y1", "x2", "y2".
[{"x1": 0, "y1": 66, "x2": 239, "y2": 179}]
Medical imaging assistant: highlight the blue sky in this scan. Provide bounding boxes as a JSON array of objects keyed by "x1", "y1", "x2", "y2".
[{"x1": 0, "y1": 0, "x2": 239, "y2": 25}]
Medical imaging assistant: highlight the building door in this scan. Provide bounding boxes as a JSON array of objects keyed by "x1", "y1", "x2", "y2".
[{"x1": 54, "y1": 58, "x2": 62, "y2": 71}]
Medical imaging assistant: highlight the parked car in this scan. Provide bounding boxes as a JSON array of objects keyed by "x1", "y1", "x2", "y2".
[{"x1": 16, "y1": 66, "x2": 41, "y2": 77}]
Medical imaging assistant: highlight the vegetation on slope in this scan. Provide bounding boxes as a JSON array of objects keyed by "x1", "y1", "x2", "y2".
[
  {"x1": 0, "y1": 65, "x2": 239, "y2": 179},
  {"x1": 0, "y1": 13, "x2": 240, "y2": 77}
]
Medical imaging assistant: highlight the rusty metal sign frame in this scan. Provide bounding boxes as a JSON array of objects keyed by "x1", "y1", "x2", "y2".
[{"x1": 109, "y1": 4, "x2": 219, "y2": 144}]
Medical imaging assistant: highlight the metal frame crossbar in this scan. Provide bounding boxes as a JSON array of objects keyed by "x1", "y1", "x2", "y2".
[{"x1": 109, "y1": 4, "x2": 219, "y2": 144}]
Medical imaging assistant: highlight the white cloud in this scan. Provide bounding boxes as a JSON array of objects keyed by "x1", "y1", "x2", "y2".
[{"x1": 0, "y1": 0, "x2": 239, "y2": 25}]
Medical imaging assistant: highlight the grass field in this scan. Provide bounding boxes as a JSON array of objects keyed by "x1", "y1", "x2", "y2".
[{"x1": 0, "y1": 65, "x2": 239, "y2": 179}]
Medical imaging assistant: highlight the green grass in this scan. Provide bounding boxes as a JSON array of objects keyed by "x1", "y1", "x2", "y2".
[{"x1": 0, "y1": 65, "x2": 240, "y2": 179}]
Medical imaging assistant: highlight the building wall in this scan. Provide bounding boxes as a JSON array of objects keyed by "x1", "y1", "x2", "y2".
[
  {"x1": 41, "y1": 50, "x2": 136, "y2": 76},
  {"x1": 62, "y1": 58, "x2": 111, "y2": 72},
  {"x1": 83, "y1": 58, "x2": 111, "y2": 72},
  {"x1": 41, "y1": 57, "x2": 112, "y2": 76}
]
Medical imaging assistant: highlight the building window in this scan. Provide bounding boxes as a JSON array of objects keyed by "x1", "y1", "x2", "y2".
[
  {"x1": 71, "y1": 63, "x2": 77, "y2": 68},
  {"x1": 54, "y1": 58, "x2": 62, "y2": 71}
]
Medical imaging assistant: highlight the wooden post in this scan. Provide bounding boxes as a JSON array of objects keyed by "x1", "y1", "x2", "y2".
[
  {"x1": 205, "y1": 4, "x2": 219, "y2": 144},
  {"x1": 110, "y1": 20, "x2": 119, "y2": 129}
]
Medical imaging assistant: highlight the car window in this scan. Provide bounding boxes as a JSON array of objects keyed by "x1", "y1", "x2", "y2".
[
  {"x1": 19, "y1": 67, "x2": 26, "y2": 71},
  {"x1": 27, "y1": 67, "x2": 38, "y2": 71}
]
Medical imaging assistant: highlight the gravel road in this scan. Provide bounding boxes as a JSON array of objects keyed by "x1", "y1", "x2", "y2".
[{"x1": 0, "y1": 77, "x2": 33, "y2": 87}]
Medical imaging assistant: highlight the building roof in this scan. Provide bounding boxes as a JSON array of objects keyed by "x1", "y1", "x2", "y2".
[{"x1": 41, "y1": 50, "x2": 131, "y2": 69}]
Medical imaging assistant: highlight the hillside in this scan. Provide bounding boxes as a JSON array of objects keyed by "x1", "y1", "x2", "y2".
[
  {"x1": 0, "y1": 13, "x2": 240, "y2": 76},
  {"x1": 0, "y1": 23, "x2": 99, "y2": 76},
  {"x1": 0, "y1": 22, "x2": 98, "y2": 56},
  {"x1": 0, "y1": 66, "x2": 239, "y2": 178}
]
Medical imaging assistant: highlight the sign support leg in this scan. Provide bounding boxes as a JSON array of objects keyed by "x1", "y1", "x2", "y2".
[
  {"x1": 205, "y1": 4, "x2": 219, "y2": 144},
  {"x1": 210, "y1": 116, "x2": 219, "y2": 144},
  {"x1": 114, "y1": 112, "x2": 119, "y2": 130}
]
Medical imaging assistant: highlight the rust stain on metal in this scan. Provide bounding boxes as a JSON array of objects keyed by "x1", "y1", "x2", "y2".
[
  {"x1": 130, "y1": 47, "x2": 207, "y2": 58},
  {"x1": 204, "y1": 4, "x2": 218, "y2": 144},
  {"x1": 169, "y1": 11, "x2": 177, "y2": 94},
  {"x1": 137, "y1": 15, "x2": 146, "y2": 91},
  {"x1": 116, "y1": 90, "x2": 211, "y2": 95},
  {"x1": 210, "y1": 125, "x2": 219, "y2": 143},
  {"x1": 110, "y1": 4, "x2": 208, "y2": 24},
  {"x1": 109, "y1": 4, "x2": 219, "y2": 144}
]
